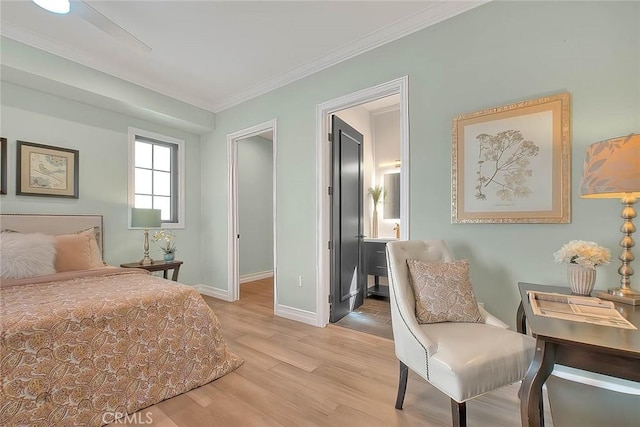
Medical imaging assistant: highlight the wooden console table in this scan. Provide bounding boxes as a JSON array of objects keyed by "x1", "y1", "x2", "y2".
[{"x1": 516, "y1": 282, "x2": 640, "y2": 427}]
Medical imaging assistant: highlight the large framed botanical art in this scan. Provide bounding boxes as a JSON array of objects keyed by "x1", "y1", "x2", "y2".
[
  {"x1": 0, "y1": 138, "x2": 6, "y2": 195},
  {"x1": 452, "y1": 92, "x2": 571, "y2": 223},
  {"x1": 16, "y1": 141, "x2": 79, "y2": 198}
]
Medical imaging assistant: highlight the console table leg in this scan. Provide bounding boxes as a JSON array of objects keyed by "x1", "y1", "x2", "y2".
[
  {"x1": 520, "y1": 338, "x2": 556, "y2": 427},
  {"x1": 516, "y1": 302, "x2": 527, "y2": 334}
]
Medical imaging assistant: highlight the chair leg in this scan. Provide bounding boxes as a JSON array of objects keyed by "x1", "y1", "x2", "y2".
[
  {"x1": 395, "y1": 361, "x2": 409, "y2": 409},
  {"x1": 451, "y1": 399, "x2": 466, "y2": 427}
]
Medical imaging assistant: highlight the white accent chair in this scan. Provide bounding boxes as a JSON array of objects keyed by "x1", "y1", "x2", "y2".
[{"x1": 386, "y1": 240, "x2": 536, "y2": 427}]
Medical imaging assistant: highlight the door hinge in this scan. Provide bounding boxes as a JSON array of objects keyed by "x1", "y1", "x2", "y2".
[
  {"x1": 328, "y1": 241, "x2": 332, "y2": 250},
  {"x1": 328, "y1": 186, "x2": 332, "y2": 196},
  {"x1": 328, "y1": 132, "x2": 333, "y2": 142},
  {"x1": 328, "y1": 294, "x2": 332, "y2": 304}
]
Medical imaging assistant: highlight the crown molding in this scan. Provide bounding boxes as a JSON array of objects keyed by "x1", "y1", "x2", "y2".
[
  {"x1": 1, "y1": 19, "x2": 90, "y2": 65},
  {"x1": 0, "y1": 20, "x2": 216, "y2": 112},
  {"x1": 1, "y1": 1, "x2": 488, "y2": 114},
  {"x1": 211, "y1": 1, "x2": 488, "y2": 112}
]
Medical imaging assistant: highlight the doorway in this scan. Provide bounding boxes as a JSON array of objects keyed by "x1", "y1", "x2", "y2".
[
  {"x1": 227, "y1": 119, "x2": 277, "y2": 311},
  {"x1": 316, "y1": 76, "x2": 409, "y2": 327}
]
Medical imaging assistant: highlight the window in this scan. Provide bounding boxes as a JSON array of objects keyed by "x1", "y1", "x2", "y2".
[{"x1": 128, "y1": 128, "x2": 185, "y2": 228}]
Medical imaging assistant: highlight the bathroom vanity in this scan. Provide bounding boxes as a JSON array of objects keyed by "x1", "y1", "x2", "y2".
[{"x1": 363, "y1": 238, "x2": 395, "y2": 298}]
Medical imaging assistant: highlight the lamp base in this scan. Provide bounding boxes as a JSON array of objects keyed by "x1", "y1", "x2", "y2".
[
  {"x1": 140, "y1": 257, "x2": 153, "y2": 266},
  {"x1": 596, "y1": 289, "x2": 640, "y2": 306}
]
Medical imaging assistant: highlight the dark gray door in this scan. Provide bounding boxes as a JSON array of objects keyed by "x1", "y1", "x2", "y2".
[{"x1": 330, "y1": 115, "x2": 364, "y2": 323}]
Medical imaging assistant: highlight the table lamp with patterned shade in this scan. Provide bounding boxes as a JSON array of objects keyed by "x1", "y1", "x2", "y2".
[
  {"x1": 579, "y1": 134, "x2": 640, "y2": 305},
  {"x1": 131, "y1": 208, "x2": 162, "y2": 266}
]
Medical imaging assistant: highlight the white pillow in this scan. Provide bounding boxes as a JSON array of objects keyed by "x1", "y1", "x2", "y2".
[{"x1": 0, "y1": 232, "x2": 56, "y2": 279}]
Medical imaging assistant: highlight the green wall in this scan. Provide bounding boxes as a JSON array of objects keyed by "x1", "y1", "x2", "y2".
[
  {"x1": 201, "y1": 1, "x2": 639, "y2": 322},
  {"x1": 238, "y1": 135, "x2": 274, "y2": 276},
  {"x1": 0, "y1": 82, "x2": 204, "y2": 284}
]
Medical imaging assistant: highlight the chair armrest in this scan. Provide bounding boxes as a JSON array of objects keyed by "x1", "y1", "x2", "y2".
[{"x1": 478, "y1": 303, "x2": 509, "y2": 329}]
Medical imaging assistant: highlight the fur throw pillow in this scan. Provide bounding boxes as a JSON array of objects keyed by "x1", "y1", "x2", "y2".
[{"x1": 1, "y1": 232, "x2": 56, "y2": 279}]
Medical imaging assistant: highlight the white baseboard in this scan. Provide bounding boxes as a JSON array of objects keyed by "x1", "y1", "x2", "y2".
[
  {"x1": 194, "y1": 284, "x2": 232, "y2": 301},
  {"x1": 196, "y1": 282, "x2": 321, "y2": 327},
  {"x1": 276, "y1": 303, "x2": 320, "y2": 327},
  {"x1": 239, "y1": 270, "x2": 274, "y2": 284}
]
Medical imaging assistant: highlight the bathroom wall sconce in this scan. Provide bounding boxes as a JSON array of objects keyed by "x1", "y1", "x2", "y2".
[{"x1": 379, "y1": 159, "x2": 401, "y2": 168}]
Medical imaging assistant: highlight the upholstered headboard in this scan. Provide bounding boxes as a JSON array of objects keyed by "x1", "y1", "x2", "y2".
[{"x1": 0, "y1": 214, "x2": 104, "y2": 254}]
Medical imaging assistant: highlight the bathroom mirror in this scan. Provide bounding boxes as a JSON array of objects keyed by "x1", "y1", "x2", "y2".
[{"x1": 383, "y1": 172, "x2": 400, "y2": 220}]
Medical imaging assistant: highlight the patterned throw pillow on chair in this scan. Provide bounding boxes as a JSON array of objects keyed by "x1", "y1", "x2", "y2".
[{"x1": 406, "y1": 259, "x2": 483, "y2": 324}]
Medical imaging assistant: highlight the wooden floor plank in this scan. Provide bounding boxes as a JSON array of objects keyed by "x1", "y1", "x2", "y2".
[
  {"x1": 236, "y1": 334, "x2": 322, "y2": 372},
  {"x1": 210, "y1": 370, "x2": 331, "y2": 426},
  {"x1": 108, "y1": 278, "x2": 552, "y2": 426}
]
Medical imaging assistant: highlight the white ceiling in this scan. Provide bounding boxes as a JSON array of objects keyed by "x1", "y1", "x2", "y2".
[
  {"x1": 361, "y1": 93, "x2": 400, "y2": 113},
  {"x1": 1, "y1": 1, "x2": 486, "y2": 113}
]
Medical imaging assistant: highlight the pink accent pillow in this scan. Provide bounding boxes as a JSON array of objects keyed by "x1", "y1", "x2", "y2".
[
  {"x1": 54, "y1": 230, "x2": 104, "y2": 272},
  {"x1": 406, "y1": 259, "x2": 483, "y2": 324}
]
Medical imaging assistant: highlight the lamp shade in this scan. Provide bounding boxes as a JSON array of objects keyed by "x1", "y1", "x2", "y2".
[
  {"x1": 131, "y1": 208, "x2": 162, "y2": 228},
  {"x1": 579, "y1": 134, "x2": 640, "y2": 199}
]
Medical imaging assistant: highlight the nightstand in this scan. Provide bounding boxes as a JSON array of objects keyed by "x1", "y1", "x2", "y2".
[{"x1": 120, "y1": 260, "x2": 183, "y2": 281}]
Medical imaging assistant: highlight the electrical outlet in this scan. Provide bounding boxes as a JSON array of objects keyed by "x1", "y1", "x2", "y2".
[{"x1": 298, "y1": 276, "x2": 303, "y2": 287}]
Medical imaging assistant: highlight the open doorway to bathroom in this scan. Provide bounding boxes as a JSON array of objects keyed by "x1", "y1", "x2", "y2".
[
  {"x1": 332, "y1": 94, "x2": 400, "y2": 339},
  {"x1": 316, "y1": 76, "x2": 408, "y2": 330},
  {"x1": 334, "y1": 94, "x2": 401, "y2": 243}
]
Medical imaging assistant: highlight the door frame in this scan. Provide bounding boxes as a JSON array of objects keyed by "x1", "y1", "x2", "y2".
[
  {"x1": 227, "y1": 119, "x2": 277, "y2": 309},
  {"x1": 315, "y1": 76, "x2": 409, "y2": 327}
]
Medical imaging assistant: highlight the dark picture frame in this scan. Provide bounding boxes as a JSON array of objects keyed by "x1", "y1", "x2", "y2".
[
  {"x1": 16, "y1": 140, "x2": 79, "y2": 198},
  {"x1": 0, "y1": 138, "x2": 6, "y2": 195}
]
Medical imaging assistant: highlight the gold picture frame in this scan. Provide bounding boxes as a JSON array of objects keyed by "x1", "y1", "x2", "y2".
[
  {"x1": 17, "y1": 141, "x2": 79, "y2": 198},
  {"x1": 452, "y1": 93, "x2": 571, "y2": 223}
]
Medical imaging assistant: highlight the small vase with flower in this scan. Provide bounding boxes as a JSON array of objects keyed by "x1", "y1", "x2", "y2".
[
  {"x1": 553, "y1": 240, "x2": 612, "y2": 295},
  {"x1": 153, "y1": 230, "x2": 177, "y2": 262}
]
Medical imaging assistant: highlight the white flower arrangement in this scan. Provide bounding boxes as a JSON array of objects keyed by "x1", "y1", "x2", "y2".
[
  {"x1": 152, "y1": 229, "x2": 176, "y2": 254},
  {"x1": 553, "y1": 240, "x2": 612, "y2": 269}
]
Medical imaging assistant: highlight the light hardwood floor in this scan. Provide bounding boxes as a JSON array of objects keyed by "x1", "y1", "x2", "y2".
[{"x1": 113, "y1": 279, "x2": 550, "y2": 426}]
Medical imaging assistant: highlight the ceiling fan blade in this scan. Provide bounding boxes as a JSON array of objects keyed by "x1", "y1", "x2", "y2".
[{"x1": 72, "y1": 0, "x2": 151, "y2": 54}]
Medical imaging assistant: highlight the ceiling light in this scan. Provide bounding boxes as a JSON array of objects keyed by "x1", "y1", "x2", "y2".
[{"x1": 32, "y1": 0, "x2": 70, "y2": 14}]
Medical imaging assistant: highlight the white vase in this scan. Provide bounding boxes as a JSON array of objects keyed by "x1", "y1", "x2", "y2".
[
  {"x1": 567, "y1": 264, "x2": 596, "y2": 296},
  {"x1": 371, "y1": 208, "x2": 378, "y2": 238}
]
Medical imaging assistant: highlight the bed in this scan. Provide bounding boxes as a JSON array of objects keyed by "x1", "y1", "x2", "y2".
[{"x1": 0, "y1": 214, "x2": 242, "y2": 426}]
